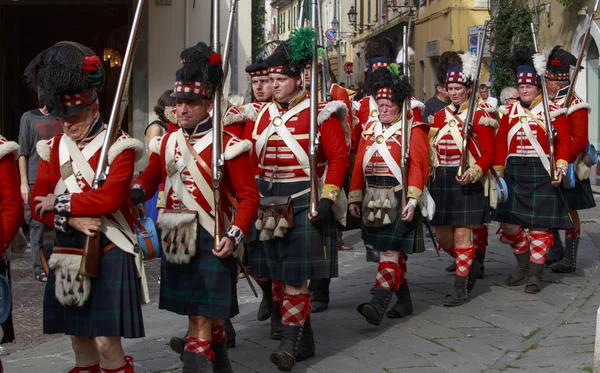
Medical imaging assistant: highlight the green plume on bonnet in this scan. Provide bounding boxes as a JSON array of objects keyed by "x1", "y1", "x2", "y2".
[
  {"x1": 387, "y1": 63, "x2": 403, "y2": 84},
  {"x1": 287, "y1": 27, "x2": 317, "y2": 64}
]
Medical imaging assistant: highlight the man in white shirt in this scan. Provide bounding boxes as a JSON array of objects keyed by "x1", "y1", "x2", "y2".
[{"x1": 478, "y1": 83, "x2": 498, "y2": 108}]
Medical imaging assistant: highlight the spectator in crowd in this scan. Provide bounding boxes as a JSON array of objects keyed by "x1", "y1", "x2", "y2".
[
  {"x1": 339, "y1": 81, "x2": 346, "y2": 88},
  {"x1": 18, "y1": 106, "x2": 62, "y2": 282},
  {"x1": 478, "y1": 83, "x2": 498, "y2": 108},
  {"x1": 498, "y1": 87, "x2": 519, "y2": 119},
  {"x1": 423, "y1": 83, "x2": 450, "y2": 123}
]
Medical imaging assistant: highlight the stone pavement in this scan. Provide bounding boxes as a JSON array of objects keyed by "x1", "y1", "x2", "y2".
[{"x1": 3, "y1": 208, "x2": 600, "y2": 372}]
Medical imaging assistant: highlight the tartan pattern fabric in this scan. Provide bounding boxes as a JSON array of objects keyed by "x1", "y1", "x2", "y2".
[
  {"x1": 247, "y1": 180, "x2": 338, "y2": 282},
  {"x1": 529, "y1": 231, "x2": 552, "y2": 264},
  {"x1": 272, "y1": 280, "x2": 283, "y2": 303},
  {"x1": 361, "y1": 176, "x2": 425, "y2": 254},
  {"x1": 429, "y1": 166, "x2": 489, "y2": 226},
  {"x1": 43, "y1": 248, "x2": 144, "y2": 338},
  {"x1": 455, "y1": 246, "x2": 475, "y2": 277},
  {"x1": 268, "y1": 66, "x2": 285, "y2": 73},
  {"x1": 185, "y1": 337, "x2": 213, "y2": 359},
  {"x1": 371, "y1": 62, "x2": 389, "y2": 70},
  {"x1": 376, "y1": 88, "x2": 393, "y2": 99},
  {"x1": 566, "y1": 228, "x2": 581, "y2": 240},
  {"x1": 60, "y1": 92, "x2": 95, "y2": 107},
  {"x1": 491, "y1": 158, "x2": 572, "y2": 229},
  {"x1": 249, "y1": 69, "x2": 269, "y2": 76},
  {"x1": 545, "y1": 70, "x2": 569, "y2": 81},
  {"x1": 375, "y1": 261, "x2": 401, "y2": 291},
  {"x1": 446, "y1": 71, "x2": 466, "y2": 84},
  {"x1": 211, "y1": 324, "x2": 225, "y2": 343},
  {"x1": 0, "y1": 260, "x2": 15, "y2": 344},
  {"x1": 281, "y1": 293, "x2": 311, "y2": 326},
  {"x1": 174, "y1": 81, "x2": 211, "y2": 97},
  {"x1": 565, "y1": 178, "x2": 596, "y2": 210},
  {"x1": 159, "y1": 224, "x2": 239, "y2": 319},
  {"x1": 502, "y1": 228, "x2": 529, "y2": 255},
  {"x1": 518, "y1": 72, "x2": 537, "y2": 84},
  {"x1": 473, "y1": 225, "x2": 488, "y2": 254},
  {"x1": 440, "y1": 245, "x2": 456, "y2": 258}
]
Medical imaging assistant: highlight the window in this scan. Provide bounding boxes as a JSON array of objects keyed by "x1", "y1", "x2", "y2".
[{"x1": 288, "y1": 8, "x2": 291, "y2": 30}]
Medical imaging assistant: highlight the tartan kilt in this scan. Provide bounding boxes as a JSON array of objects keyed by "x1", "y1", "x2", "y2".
[
  {"x1": 342, "y1": 173, "x2": 362, "y2": 231},
  {"x1": 361, "y1": 176, "x2": 425, "y2": 254},
  {"x1": 43, "y1": 247, "x2": 144, "y2": 338},
  {"x1": 492, "y1": 157, "x2": 572, "y2": 229},
  {"x1": 565, "y1": 177, "x2": 596, "y2": 210},
  {"x1": 0, "y1": 259, "x2": 14, "y2": 344},
  {"x1": 429, "y1": 166, "x2": 490, "y2": 226},
  {"x1": 159, "y1": 224, "x2": 238, "y2": 319},
  {"x1": 247, "y1": 180, "x2": 338, "y2": 283}
]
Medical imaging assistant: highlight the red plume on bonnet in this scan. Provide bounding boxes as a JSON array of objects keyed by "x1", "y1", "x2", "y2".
[
  {"x1": 209, "y1": 53, "x2": 222, "y2": 66},
  {"x1": 82, "y1": 55, "x2": 101, "y2": 73}
]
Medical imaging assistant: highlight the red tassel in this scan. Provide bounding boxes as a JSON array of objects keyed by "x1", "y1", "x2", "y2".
[
  {"x1": 209, "y1": 53, "x2": 222, "y2": 66},
  {"x1": 82, "y1": 56, "x2": 101, "y2": 73},
  {"x1": 550, "y1": 59, "x2": 562, "y2": 67}
]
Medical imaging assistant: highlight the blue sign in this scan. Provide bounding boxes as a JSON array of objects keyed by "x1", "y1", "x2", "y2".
[
  {"x1": 326, "y1": 28, "x2": 337, "y2": 41},
  {"x1": 469, "y1": 35, "x2": 478, "y2": 47},
  {"x1": 470, "y1": 47, "x2": 477, "y2": 54}
]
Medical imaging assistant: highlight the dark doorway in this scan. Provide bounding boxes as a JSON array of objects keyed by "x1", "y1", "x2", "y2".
[{"x1": 0, "y1": 0, "x2": 132, "y2": 141}]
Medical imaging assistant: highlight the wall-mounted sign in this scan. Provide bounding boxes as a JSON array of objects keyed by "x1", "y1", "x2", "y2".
[{"x1": 426, "y1": 40, "x2": 439, "y2": 58}]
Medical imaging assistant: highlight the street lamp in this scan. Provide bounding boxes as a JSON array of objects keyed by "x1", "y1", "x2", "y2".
[
  {"x1": 331, "y1": 16, "x2": 339, "y2": 31},
  {"x1": 347, "y1": 6, "x2": 357, "y2": 25}
]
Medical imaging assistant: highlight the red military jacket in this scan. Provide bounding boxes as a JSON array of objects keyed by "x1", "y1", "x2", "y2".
[
  {"x1": 430, "y1": 100, "x2": 497, "y2": 181},
  {"x1": 494, "y1": 95, "x2": 570, "y2": 175},
  {"x1": 134, "y1": 118, "x2": 259, "y2": 237},
  {"x1": 0, "y1": 136, "x2": 24, "y2": 254},
  {"x1": 31, "y1": 122, "x2": 144, "y2": 251},
  {"x1": 223, "y1": 101, "x2": 270, "y2": 139},
  {"x1": 352, "y1": 95, "x2": 424, "y2": 154},
  {"x1": 243, "y1": 91, "x2": 350, "y2": 201},
  {"x1": 553, "y1": 87, "x2": 591, "y2": 163},
  {"x1": 349, "y1": 115, "x2": 430, "y2": 204}
]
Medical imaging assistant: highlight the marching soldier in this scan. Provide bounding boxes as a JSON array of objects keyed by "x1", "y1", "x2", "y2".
[
  {"x1": 543, "y1": 46, "x2": 596, "y2": 273},
  {"x1": 429, "y1": 51, "x2": 498, "y2": 306},
  {"x1": 28, "y1": 42, "x2": 146, "y2": 373},
  {"x1": 349, "y1": 65, "x2": 429, "y2": 325},
  {"x1": 131, "y1": 43, "x2": 259, "y2": 372},
  {"x1": 243, "y1": 29, "x2": 349, "y2": 371},
  {"x1": 492, "y1": 46, "x2": 572, "y2": 294},
  {"x1": 0, "y1": 135, "x2": 24, "y2": 373}
]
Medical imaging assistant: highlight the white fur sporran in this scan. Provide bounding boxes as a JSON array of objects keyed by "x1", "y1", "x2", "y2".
[
  {"x1": 362, "y1": 185, "x2": 398, "y2": 228},
  {"x1": 158, "y1": 210, "x2": 199, "y2": 264},
  {"x1": 48, "y1": 250, "x2": 91, "y2": 307}
]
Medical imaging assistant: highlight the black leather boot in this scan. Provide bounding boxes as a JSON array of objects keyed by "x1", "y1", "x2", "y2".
[
  {"x1": 445, "y1": 262, "x2": 456, "y2": 272},
  {"x1": 270, "y1": 324, "x2": 301, "y2": 372},
  {"x1": 357, "y1": 288, "x2": 394, "y2": 326},
  {"x1": 551, "y1": 232, "x2": 579, "y2": 273},
  {"x1": 271, "y1": 301, "x2": 283, "y2": 340},
  {"x1": 443, "y1": 275, "x2": 468, "y2": 307},
  {"x1": 211, "y1": 338, "x2": 233, "y2": 373},
  {"x1": 467, "y1": 259, "x2": 482, "y2": 293},
  {"x1": 476, "y1": 249, "x2": 486, "y2": 279},
  {"x1": 505, "y1": 251, "x2": 530, "y2": 286},
  {"x1": 308, "y1": 278, "x2": 330, "y2": 313},
  {"x1": 169, "y1": 334, "x2": 186, "y2": 361},
  {"x1": 222, "y1": 319, "x2": 236, "y2": 348},
  {"x1": 365, "y1": 242, "x2": 380, "y2": 263},
  {"x1": 525, "y1": 262, "x2": 544, "y2": 294},
  {"x1": 257, "y1": 280, "x2": 273, "y2": 321},
  {"x1": 182, "y1": 351, "x2": 213, "y2": 373},
  {"x1": 295, "y1": 317, "x2": 315, "y2": 362},
  {"x1": 545, "y1": 229, "x2": 564, "y2": 266},
  {"x1": 385, "y1": 283, "x2": 413, "y2": 318}
]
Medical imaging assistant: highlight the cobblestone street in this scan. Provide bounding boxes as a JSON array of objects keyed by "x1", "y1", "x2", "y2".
[{"x1": 3, "y1": 207, "x2": 600, "y2": 372}]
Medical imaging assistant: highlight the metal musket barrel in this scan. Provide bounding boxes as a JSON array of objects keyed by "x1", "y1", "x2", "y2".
[{"x1": 309, "y1": 0, "x2": 320, "y2": 214}]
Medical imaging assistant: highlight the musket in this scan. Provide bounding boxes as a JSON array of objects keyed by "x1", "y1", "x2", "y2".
[
  {"x1": 457, "y1": 20, "x2": 489, "y2": 178},
  {"x1": 565, "y1": 0, "x2": 600, "y2": 107},
  {"x1": 212, "y1": 0, "x2": 258, "y2": 297},
  {"x1": 530, "y1": 22, "x2": 557, "y2": 181},
  {"x1": 309, "y1": 0, "x2": 320, "y2": 215},
  {"x1": 80, "y1": 0, "x2": 146, "y2": 277},
  {"x1": 400, "y1": 25, "x2": 410, "y2": 210},
  {"x1": 315, "y1": 0, "x2": 331, "y2": 101},
  {"x1": 298, "y1": 0, "x2": 306, "y2": 29}
]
